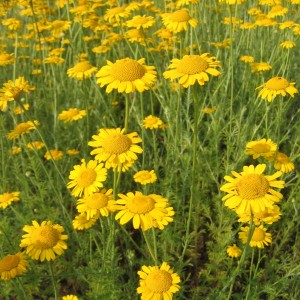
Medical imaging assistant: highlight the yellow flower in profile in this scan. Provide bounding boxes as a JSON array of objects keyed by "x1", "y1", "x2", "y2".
[
  {"x1": 0, "y1": 52, "x2": 15, "y2": 66},
  {"x1": 58, "y1": 108, "x2": 87, "y2": 123},
  {"x1": 226, "y1": 244, "x2": 242, "y2": 258},
  {"x1": 272, "y1": 152, "x2": 295, "y2": 173},
  {"x1": 250, "y1": 62, "x2": 272, "y2": 73},
  {"x1": 126, "y1": 15, "x2": 156, "y2": 29},
  {"x1": 51, "y1": 20, "x2": 71, "y2": 38},
  {"x1": 62, "y1": 295, "x2": 78, "y2": 300},
  {"x1": 67, "y1": 159, "x2": 107, "y2": 197},
  {"x1": 96, "y1": 58, "x2": 157, "y2": 93},
  {"x1": 11, "y1": 146, "x2": 22, "y2": 155},
  {"x1": 13, "y1": 103, "x2": 30, "y2": 115},
  {"x1": 176, "y1": 0, "x2": 200, "y2": 7},
  {"x1": 0, "y1": 192, "x2": 20, "y2": 209},
  {"x1": 161, "y1": 9, "x2": 198, "y2": 33},
  {"x1": 280, "y1": 41, "x2": 296, "y2": 49},
  {"x1": 218, "y1": 0, "x2": 246, "y2": 4},
  {"x1": 20, "y1": 220, "x2": 68, "y2": 262},
  {"x1": 27, "y1": 141, "x2": 45, "y2": 150},
  {"x1": 267, "y1": 5, "x2": 288, "y2": 18},
  {"x1": 88, "y1": 128, "x2": 143, "y2": 170},
  {"x1": 44, "y1": 149, "x2": 63, "y2": 161},
  {"x1": 67, "y1": 61, "x2": 97, "y2": 80},
  {"x1": 142, "y1": 115, "x2": 164, "y2": 129},
  {"x1": 104, "y1": 6, "x2": 130, "y2": 24},
  {"x1": 240, "y1": 56, "x2": 254, "y2": 63},
  {"x1": 0, "y1": 252, "x2": 29, "y2": 281},
  {"x1": 256, "y1": 77, "x2": 298, "y2": 102},
  {"x1": 44, "y1": 56, "x2": 65, "y2": 64},
  {"x1": 115, "y1": 191, "x2": 172, "y2": 231},
  {"x1": 133, "y1": 170, "x2": 157, "y2": 185},
  {"x1": 202, "y1": 105, "x2": 217, "y2": 114},
  {"x1": 77, "y1": 189, "x2": 116, "y2": 219},
  {"x1": 2, "y1": 18, "x2": 22, "y2": 31},
  {"x1": 163, "y1": 54, "x2": 221, "y2": 88},
  {"x1": 67, "y1": 149, "x2": 79, "y2": 156},
  {"x1": 7, "y1": 120, "x2": 40, "y2": 140},
  {"x1": 239, "y1": 225, "x2": 272, "y2": 249},
  {"x1": 220, "y1": 164, "x2": 285, "y2": 215},
  {"x1": 245, "y1": 138, "x2": 277, "y2": 160},
  {"x1": 137, "y1": 262, "x2": 181, "y2": 299},
  {"x1": 72, "y1": 213, "x2": 98, "y2": 230},
  {"x1": 124, "y1": 29, "x2": 147, "y2": 45}
]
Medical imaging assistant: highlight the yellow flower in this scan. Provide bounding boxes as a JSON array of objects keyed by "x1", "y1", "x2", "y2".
[
  {"x1": 13, "y1": 103, "x2": 30, "y2": 115},
  {"x1": 27, "y1": 141, "x2": 45, "y2": 150},
  {"x1": 0, "y1": 192, "x2": 20, "y2": 209},
  {"x1": 240, "y1": 56, "x2": 254, "y2": 63},
  {"x1": 133, "y1": 170, "x2": 157, "y2": 185},
  {"x1": 256, "y1": 77, "x2": 298, "y2": 102},
  {"x1": 280, "y1": 41, "x2": 296, "y2": 49},
  {"x1": 88, "y1": 128, "x2": 143, "y2": 170},
  {"x1": 267, "y1": 5, "x2": 288, "y2": 18},
  {"x1": 20, "y1": 220, "x2": 68, "y2": 262},
  {"x1": 220, "y1": 164, "x2": 284, "y2": 215},
  {"x1": 11, "y1": 146, "x2": 22, "y2": 155},
  {"x1": 124, "y1": 29, "x2": 147, "y2": 45},
  {"x1": 137, "y1": 262, "x2": 181, "y2": 299},
  {"x1": 161, "y1": 9, "x2": 198, "y2": 33},
  {"x1": 72, "y1": 213, "x2": 98, "y2": 230},
  {"x1": 176, "y1": 0, "x2": 200, "y2": 7},
  {"x1": 67, "y1": 61, "x2": 97, "y2": 80},
  {"x1": 0, "y1": 52, "x2": 15, "y2": 66},
  {"x1": 163, "y1": 54, "x2": 221, "y2": 88},
  {"x1": 62, "y1": 295, "x2": 78, "y2": 300},
  {"x1": 126, "y1": 15, "x2": 155, "y2": 29},
  {"x1": 58, "y1": 108, "x2": 87, "y2": 123},
  {"x1": 51, "y1": 20, "x2": 71, "y2": 38},
  {"x1": 44, "y1": 149, "x2": 63, "y2": 161},
  {"x1": 96, "y1": 58, "x2": 157, "y2": 93},
  {"x1": 239, "y1": 225, "x2": 272, "y2": 249},
  {"x1": 273, "y1": 152, "x2": 295, "y2": 173},
  {"x1": 226, "y1": 244, "x2": 242, "y2": 258},
  {"x1": 44, "y1": 56, "x2": 65, "y2": 64},
  {"x1": 202, "y1": 105, "x2": 217, "y2": 114},
  {"x1": 76, "y1": 189, "x2": 116, "y2": 219},
  {"x1": 67, "y1": 149, "x2": 79, "y2": 156},
  {"x1": 2, "y1": 18, "x2": 22, "y2": 31},
  {"x1": 104, "y1": 6, "x2": 130, "y2": 24},
  {"x1": 218, "y1": 0, "x2": 246, "y2": 4},
  {"x1": 67, "y1": 159, "x2": 107, "y2": 197},
  {"x1": 7, "y1": 120, "x2": 40, "y2": 140},
  {"x1": 245, "y1": 138, "x2": 277, "y2": 160},
  {"x1": 250, "y1": 62, "x2": 272, "y2": 73},
  {"x1": 142, "y1": 115, "x2": 164, "y2": 129},
  {"x1": 0, "y1": 252, "x2": 29, "y2": 281}
]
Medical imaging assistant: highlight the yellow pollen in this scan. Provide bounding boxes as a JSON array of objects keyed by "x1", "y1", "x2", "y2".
[
  {"x1": 31, "y1": 225, "x2": 60, "y2": 248},
  {"x1": 236, "y1": 174, "x2": 269, "y2": 199},
  {"x1": 265, "y1": 77, "x2": 289, "y2": 90},
  {"x1": 72, "y1": 61, "x2": 93, "y2": 72},
  {"x1": 102, "y1": 134, "x2": 132, "y2": 154},
  {"x1": 177, "y1": 55, "x2": 209, "y2": 74},
  {"x1": 145, "y1": 270, "x2": 173, "y2": 292},
  {"x1": 0, "y1": 255, "x2": 20, "y2": 272},
  {"x1": 251, "y1": 227, "x2": 265, "y2": 241},
  {"x1": 252, "y1": 143, "x2": 271, "y2": 153},
  {"x1": 86, "y1": 193, "x2": 109, "y2": 209},
  {"x1": 127, "y1": 195, "x2": 155, "y2": 214},
  {"x1": 77, "y1": 169, "x2": 97, "y2": 187},
  {"x1": 111, "y1": 59, "x2": 146, "y2": 81},
  {"x1": 170, "y1": 10, "x2": 191, "y2": 22}
]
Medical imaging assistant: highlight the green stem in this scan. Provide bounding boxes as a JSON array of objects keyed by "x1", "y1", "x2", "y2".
[
  {"x1": 124, "y1": 94, "x2": 130, "y2": 133},
  {"x1": 48, "y1": 262, "x2": 58, "y2": 300},
  {"x1": 142, "y1": 230, "x2": 158, "y2": 264},
  {"x1": 16, "y1": 277, "x2": 29, "y2": 300},
  {"x1": 245, "y1": 248, "x2": 255, "y2": 299}
]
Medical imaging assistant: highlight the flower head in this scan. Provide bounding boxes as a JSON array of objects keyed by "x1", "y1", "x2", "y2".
[
  {"x1": 72, "y1": 213, "x2": 98, "y2": 230},
  {"x1": 142, "y1": 115, "x2": 164, "y2": 129},
  {"x1": 126, "y1": 15, "x2": 156, "y2": 29},
  {"x1": 0, "y1": 192, "x2": 20, "y2": 209},
  {"x1": 220, "y1": 164, "x2": 284, "y2": 215},
  {"x1": 137, "y1": 262, "x2": 181, "y2": 299},
  {"x1": 0, "y1": 52, "x2": 15, "y2": 66},
  {"x1": 226, "y1": 244, "x2": 242, "y2": 258},
  {"x1": 67, "y1": 61, "x2": 97, "y2": 80},
  {"x1": 245, "y1": 138, "x2": 277, "y2": 160},
  {"x1": 20, "y1": 220, "x2": 68, "y2": 262},
  {"x1": 256, "y1": 77, "x2": 298, "y2": 102},
  {"x1": 44, "y1": 149, "x2": 63, "y2": 161},
  {"x1": 67, "y1": 159, "x2": 107, "y2": 197},
  {"x1": 239, "y1": 225, "x2": 272, "y2": 248},
  {"x1": 163, "y1": 54, "x2": 221, "y2": 88},
  {"x1": 7, "y1": 120, "x2": 40, "y2": 140},
  {"x1": 62, "y1": 295, "x2": 78, "y2": 300},
  {"x1": 133, "y1": 170, "x2": 157, "y2": 185},
  {"x1": 0, "y1": 252, "x2": 29, "y2": 281},
  {"x1": 58, "y1": 108, "x2": 86, "y2": 123},
  {"x1": 96, "y1": 58, "x2": 157, "y2": 93},
  {"x1": 272, "y1": 152, "x2": 295, "y2": 173}
]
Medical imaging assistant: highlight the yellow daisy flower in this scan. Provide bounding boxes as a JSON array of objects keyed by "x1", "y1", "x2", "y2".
[
  {"x1": 58, "y1": 108, "x2": 87, "y2": 123},
  {"x1": 219, "y1": 0, "x2": 246, "y2": 4},
  {"x1": 62, "y1": 295, "x2": 78, "y2": 300},
  {"x1": 44, "y1": 149, "x2": 63, "y2": 161},
  {"x1": 161, "y1": 9, "x2": 198, "y2": 33},
  {"x1": 220, "y1": 164, "x2": 285, "y2": 215},
  {"x1": 245, "y1": 138, "x2": 277, "y2": 160},
  {"x1": 226, "y1": 244, "x2": 242, "y2": 258},
  {"x1": 240, "y1": 55, "x2": 255, "y2": 63},
  {"x1": 133, "y1": 170, "x2": 157, "y2": 185},
  {"x1": 0, "y1": 52, "x2": 15, "y2": 66},
  {"x1": 88, "y1": 128, "x2": 143, "y2": 170},
  {"x1": 176, "y1": 0, "x2": 200, "y2": 7},
  {"x1": 163, "y1": 54, "x2": 221, "y2": 88},
  {"x1": 273, "y1": 152, "x2": 295, "y2": 173},
  {"x1": 67, "y1": 159, "x2": 107, "y2": 197},
  {"x1": 7, "y1": 120, "x2": 40, "y2": 140},
  {"x1": 0, "y1": 192, "x2": 20, "y2": 209},
  {"x1": 76, "y1": 188, "x2": 116, "y2": 219},
  {"x1": 152, "y1": 206, "x2": 175, "y2": 230},
  {"x1": 202, "y1": 106, "x2": 217, "y2": 114},
  {"x1": 267, "y1": 5, "x2": 288, "y2": 18},
  {"x1": 11, "y1": 146, "x2": 22, "y2": 155},
  {"x1": 104, "y1": 6, "x2": 130, "y2": 24},
  {"x1": 142, "y1": 115, "x2": 164, "y2": 129},
  {"x1": 137, "y1": 262, "x2": 181, "y2": 299},
  {"x1": 239, "y1": 225, "x2": 272, "y2": 249},
  {"x1": 27, "y1": 141, "x2": 45, "y2": 150},
  {"x1": 96, "y1": 58, "x2": 157, "y2": 94},
  {"x1": 20, "y1": 220, "x2": 68, "y2": 262},
  {"x1": 256, "y1": 77, "x2": 298, "y2": 102},
  {"x1": 126, "y1": 15, "x2": 155, "y2": 29},
  {"x1": 44, "y1": 56, "x2": 65, "y2": 64},
  {"x1": 67, "y1": 149, "x2": 80, "y2": 156},
  {"x1": 72, "y1": 213, "x2": 98, "y2": 230},
  {"x1": 250, "y1": 62, "x2": 272, "y2": 73},
  {"x1": 0, "y1": 252, "x2": 29, "y2": 281},
  {"x1": 280, "y1": 41, "x2": 296, "y2": 49},
  {"x1": 67, "y1": 61, "x2": 97, "y2": 80}
]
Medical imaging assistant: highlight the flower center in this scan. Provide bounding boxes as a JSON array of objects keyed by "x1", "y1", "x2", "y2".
[
  {"x1": 252, "y1": 143, "x2": 271, "y2": 153},
  {"x1": 111, "y1": 59, "x2": 146, "y2": 81},
  {"x1": 251, "y1": 227, "x2": 265, "y2": 242},
  {"x1": 177, "y1": 55, "x2": 209, "y2": 74},
  {"x1": 77, "y1": 169, "x2": 97, "y2": 187},
  {"x1": 0, "y1": 193, "x2": 11, "y2": 203},
  {"x1": 67, "y1": 109, "x2": 80, "y2": 117},
  {"x1": 0, "y1": 255, "x2": 20, "y2": 272},
  {"x1": 170, "y1": 10, "x2": 191, "y2": 22},
  {"x1": 265, "y1": 77, "x2": 289, "y2": 90},
  {"x1": 102, "y1": 134, "x2": 132, "y2": 154},
  {"x1": 276, "y1": 152, "x2": 289, "y2": 163},
  {"x1": 72, "y1": 61, "x2": 93, "y2": 72},
  {"x1": 86, "y1": 193, "x2": 109, "y2": 209},
  {"x1": 236, "y1": 174, "x2": 269, "y2": 199},
  {"x1": 127, "y1": 195, "x2": 155, "y2": 214},
  {"x1": 145, "y1": 270, "x2": 173, "y2": 293},
  {"x1": 31, "y1": 225, "x2": 60, "y2": 249}
]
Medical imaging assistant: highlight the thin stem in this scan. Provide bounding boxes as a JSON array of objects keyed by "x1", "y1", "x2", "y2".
[
  {"x1": 48, "y1": 262, "x2": 58, "y2": 300},
  {"x1": 124, "y1": 94, "x2": 130, "y2": 133},
  {"x1": 142, "y1": 230, "x2": 158, "y2": 264},
  {"x1": 16, "y1": 277, "x2": 29, "y2": 300}
]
